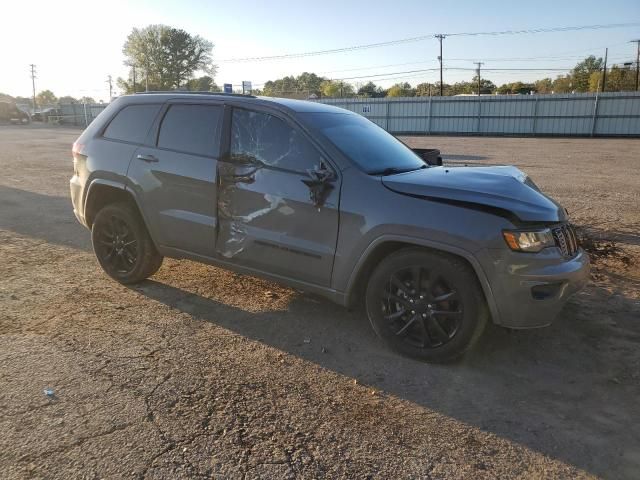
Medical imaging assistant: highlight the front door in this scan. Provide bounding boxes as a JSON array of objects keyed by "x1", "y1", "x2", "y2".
[{"x1": 216, "y1": 106, "x2": 340, "y2": 287}]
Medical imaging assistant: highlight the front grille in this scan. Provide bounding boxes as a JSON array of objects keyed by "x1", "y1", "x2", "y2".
[{"x1": 552, "y1": 224, "x2": 579, "y2": 257}]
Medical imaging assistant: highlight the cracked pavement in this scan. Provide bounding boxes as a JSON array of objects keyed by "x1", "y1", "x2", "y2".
[{"x1": 1, "y1": 126, "x2": 639, "y2": 479}]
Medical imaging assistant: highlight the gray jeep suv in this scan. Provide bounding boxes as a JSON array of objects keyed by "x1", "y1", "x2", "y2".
[{"x1": 70, "y1": 92, "x2": 590, "y2": 362}]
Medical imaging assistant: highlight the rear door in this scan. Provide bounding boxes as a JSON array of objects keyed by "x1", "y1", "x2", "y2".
[
  {"x1": 127, "y1": 100, "x2": 223, "y2": 257},
  {"x1": 216, "y1": 105, "x2": 340, "y2": 287}
]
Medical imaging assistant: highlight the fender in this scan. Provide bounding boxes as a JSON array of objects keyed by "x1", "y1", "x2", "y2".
[
  {"x1": 82, "y1": 178, "x2": 158, "y2": 249},
  {"x1": 343, "y1": 234, "x2": 502, "y2": 326},
  {"x1": 83, "y1": 178, "x2": 126, "y2": 212}
]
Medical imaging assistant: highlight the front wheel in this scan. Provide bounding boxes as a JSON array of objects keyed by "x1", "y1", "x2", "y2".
[
  {"x1": 365, "y1": 248, "x2": 488, "y2": 363},
  {"x1": 91, "y1": 202, "x2": 163, "y2": 284}
]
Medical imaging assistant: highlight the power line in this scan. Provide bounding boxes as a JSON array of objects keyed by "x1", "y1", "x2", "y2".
[{"x1": 219, "y1": 22, "x2": 640, "y2": 63}]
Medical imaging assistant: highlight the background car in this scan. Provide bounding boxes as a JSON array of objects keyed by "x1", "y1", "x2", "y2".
[{"x1": 0, "y1": 101, "x2": 31, "y2": 124}]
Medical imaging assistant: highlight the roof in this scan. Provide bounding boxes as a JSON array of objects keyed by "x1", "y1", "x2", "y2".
[{"x1": 128, "y1": 92, "x2": 350, "y2": 114}]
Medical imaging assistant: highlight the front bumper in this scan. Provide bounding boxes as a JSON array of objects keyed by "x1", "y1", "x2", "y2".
[{"x1": 482, "y1": 247, "x2": 590, "y2": 328}]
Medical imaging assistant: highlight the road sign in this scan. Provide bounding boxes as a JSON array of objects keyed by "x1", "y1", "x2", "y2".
[
  {"x1": 223, "y1": 83, "x2": 232, "y2": 94},
  {"x1": 242, "y1": 81, "x2": 252, "y2": 94}
]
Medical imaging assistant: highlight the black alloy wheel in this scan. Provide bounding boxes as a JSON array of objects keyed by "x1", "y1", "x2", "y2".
[
  {"x1": 91, "y1": 202, "x2": 163, "y2": 284},
  {"x1": 94, "y1": 213, "x2": 139, "y2": 275},
  {"x1": 365, "y1": 248, "x2": 488, "y2": 362},
  {"x1": 382, "y1": 266, "x2": 462, "y2": 349}
]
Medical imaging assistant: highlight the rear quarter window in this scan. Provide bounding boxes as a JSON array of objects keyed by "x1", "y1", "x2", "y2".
[{"x1": 103, "y1": 104, "x2": 161, "y2": 144}]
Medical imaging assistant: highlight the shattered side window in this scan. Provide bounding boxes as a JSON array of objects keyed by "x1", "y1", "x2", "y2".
[{"x1": 231, "y1": 109, "x2": 319, "y2": 172}]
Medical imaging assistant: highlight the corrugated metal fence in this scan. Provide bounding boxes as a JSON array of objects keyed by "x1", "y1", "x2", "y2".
[
  {"x1": 59, "y1": 103, "x2": 107, "y2": 126},
  {"x1": 317, "y1": 92, "x2": 640, "y2": 137}
]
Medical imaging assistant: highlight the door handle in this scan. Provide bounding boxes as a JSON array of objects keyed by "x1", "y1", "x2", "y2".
[{"x1": 136, "y1": 153, "x2": 158, "y2": 163}]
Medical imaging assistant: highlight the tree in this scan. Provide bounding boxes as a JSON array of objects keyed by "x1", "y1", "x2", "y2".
[
  {"x1": 534, "y1": 78, "x2": 553, "y2": 94},
  {"x1": 261, "y1": 72, "x2": 326, "y2": 98},
  {"x1": 571, "y1": 55, "x2": 603, "y2": 92},
  {"x1": 58, "y1": 95, "x2": 78, "y2": 104},
  {"x1": 386, "y1": 82, "x2": 415, "y2": 97},
  {"x1": 36, "y1": 90, "x2": 57, "y2": 106},
  {"x1": 610, "y1": 65, "x2": 635, "y2": 91},
  {"x1": 496, "y1": 81, "x2": 532, "y2": 95},
  {"x1": 120, "y1": 24, "x2": 215, "y2": 93},
  {"x1": 357, "y1": 81, "x2": 385, "y2": 98},
  {"x1": 415, "y1": 83, "x2": 434, "y2": 96},
  {"x1": 186, "y1": 75, "x2": 221, "y2": 92},
  {"x1": 79, "y1": 96, "x2": 96, "y2": 104},
  {"x1": 320, "y1": 80, "x2": 354, "y2": 98},
  {"x1": 552, "y1": 75, "x2": 573, "y2": 93}
]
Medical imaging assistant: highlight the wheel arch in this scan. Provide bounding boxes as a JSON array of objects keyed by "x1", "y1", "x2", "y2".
[
  {"x1": 344, "y1": 235, "x2": 501, "y2": 325},
  {"x1": 84, "y1": 180, "x2": 147, "y2": 231}
]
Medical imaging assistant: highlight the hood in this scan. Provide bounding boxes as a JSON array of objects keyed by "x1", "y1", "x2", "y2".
[{"x1": 381, "y1": 165, "x2": 566, "y2": 223}]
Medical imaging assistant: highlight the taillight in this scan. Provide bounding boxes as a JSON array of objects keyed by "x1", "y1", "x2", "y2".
[{"x1": 72, "y1": 142, "x2": 84, "y2": 155}]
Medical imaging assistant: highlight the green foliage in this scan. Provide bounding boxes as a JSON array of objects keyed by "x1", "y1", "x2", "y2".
[
  {"x1": 262, "y1": 72, "x2": 326, "y2": 98},
  {"x1": 357, "y1": 81, "x2": 385, "y2": 98},
  {"x1": 552, "y1": 75, "x2": 573, "y2": 93},
  {"x1": 386, "y1": 82, "x2": 415, "y2": 97},
  {"x1": 79, "y1": 96, "x2": 97, "y2": 104},
  {"x1": 320, "y1": 80, "x2": 355, "y2": 98},
  {"x1": 496, "y1": 81, "x2": 533, "y2": 95},
  {"x1": 186, "y1": 75, "x2": 221, "y2": 92},
  {"x1": 571, "y1": 55, "x2": 604, "y2": 92},
  {"x1": 414, "y1": 83, "x2": 434, "y2": 96},
  {"x1": 119, "y1": 24, "x2": 215, "y2": 93},
  {"x1": 534, "y1": 78, "x2": 553, "y2": 94},
  {"x1": 36, "y1": 90, "x2": 57, "y2": 106},
  {"x1": 589, "y1": 64, "x2": 637, "y2": 92},
  {"x1": 58, "y1": 96, "x2": 78, "y2": 104}
]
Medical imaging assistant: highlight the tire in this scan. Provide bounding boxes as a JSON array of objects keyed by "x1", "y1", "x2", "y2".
[
  {"x1": 91, "y1": 202, "x2": 163, "y2": 284},
  {"x1": 365, "y1": 248, "x2": 488, "y2": 363}
]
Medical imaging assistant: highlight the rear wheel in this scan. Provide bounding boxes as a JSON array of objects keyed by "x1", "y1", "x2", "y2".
[
  {"x1": 91, "y1": 202, "x2": 163, "y2": 284},
  {"x1": 365, "y1": 248, "x2": 487, "y2": 363}
]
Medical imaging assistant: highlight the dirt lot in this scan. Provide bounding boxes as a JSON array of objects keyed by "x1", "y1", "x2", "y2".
[{"x1": 1, "y1": 125, "x2": 639, "y2": 479}]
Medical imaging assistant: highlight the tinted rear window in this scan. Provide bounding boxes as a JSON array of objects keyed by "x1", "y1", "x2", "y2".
[
  {"x1": 158, "y1": 104, "x2": 222, "y2": 156},
  {"x1": 103, "y1": 104, "x2": 160, "y2": 144}
]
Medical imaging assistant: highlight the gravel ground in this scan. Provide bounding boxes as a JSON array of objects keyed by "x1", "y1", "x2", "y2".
[{"x1": 1, "y1": 125, "x2": 639, "y2": 479}]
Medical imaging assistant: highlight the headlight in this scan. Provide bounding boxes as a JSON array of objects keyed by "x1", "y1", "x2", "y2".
[{"x1": 502, "y1": 228, "x2": 555, "y2": 253}]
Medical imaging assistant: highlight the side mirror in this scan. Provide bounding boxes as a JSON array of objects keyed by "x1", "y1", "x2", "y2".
[{"x1": 412, "y1": 148, "x2": 442, "y2": 166}]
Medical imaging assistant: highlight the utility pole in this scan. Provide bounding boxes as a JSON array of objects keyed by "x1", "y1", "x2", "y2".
[
  {"x1": 106, "y1": 75, "x2": 113, "y2": 100},
  {"x1": 602, "y1": 48, "x2": 608, "y2": 93},
  {"x1": 631, "y1": 39, "x2": 640, "y2": 91},
  {"x1": 435, "y1": 34, "x2": 445, "y2": 96},
  {"x1": 474, "y1": 62, "x2": 484, "y2": 96},
  {"x1": 29, "y1": 64, "x2": 37, "y2": 113}
]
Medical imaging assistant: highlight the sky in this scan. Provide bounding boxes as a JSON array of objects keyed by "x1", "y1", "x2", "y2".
[{"x1": 1, "y1": 0, "x2": 639, "y2": 102}]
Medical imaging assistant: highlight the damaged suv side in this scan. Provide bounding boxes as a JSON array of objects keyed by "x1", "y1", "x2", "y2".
[{"x1": 70, "y1": 93, "x2": 589, "y2": 362}]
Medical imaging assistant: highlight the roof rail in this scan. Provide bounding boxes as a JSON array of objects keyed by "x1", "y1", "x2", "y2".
[{"x1": 134, "y1": 91, "x2": 257, "y2": 98}]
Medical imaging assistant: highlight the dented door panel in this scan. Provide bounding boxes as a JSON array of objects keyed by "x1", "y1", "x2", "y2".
[{"x1": 217, "y1": 160, "x2": 340, "y2": 286}]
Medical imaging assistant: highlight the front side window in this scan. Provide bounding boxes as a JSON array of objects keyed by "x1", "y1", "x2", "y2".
[
  {"x1": 158, "y1": 104, "x2": 222, "y2": 156},
  {"x1": 103, "y1": 104, "x2": 161, "y2": 144},
  {"x1": 231, "y1": 108, "x2": 320, "y2": 172},
  {"x1": 300, "y1": 112, "x2": 426, "y2": 175}
]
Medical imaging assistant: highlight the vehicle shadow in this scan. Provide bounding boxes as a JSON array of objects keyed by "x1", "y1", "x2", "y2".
[
  {"x1": 0, "y1": 184, "x2": 92, "y2": 251},
  {"x1": 133, "y1": 268, "x2": 640, "y2": 479},
  {"x1": 2, "y1": 184, "x2": 639, "y2": 477}
]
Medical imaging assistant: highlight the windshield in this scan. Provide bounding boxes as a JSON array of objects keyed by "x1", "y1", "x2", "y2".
[{"x1": 300, "y1": 112, "x2": 426, "y2": 174}]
